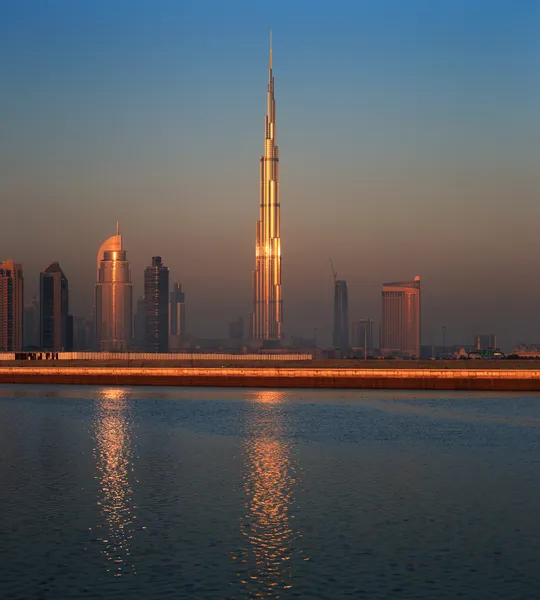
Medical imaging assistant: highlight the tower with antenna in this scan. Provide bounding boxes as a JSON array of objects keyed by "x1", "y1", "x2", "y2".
[{"x1": 251, "y1": 31, "x2": 283, "y2": 342}]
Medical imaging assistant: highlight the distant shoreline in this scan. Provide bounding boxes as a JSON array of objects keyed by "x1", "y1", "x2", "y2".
[{"x1": 1, "y1": 363, "x2": 540, "y2": 391}]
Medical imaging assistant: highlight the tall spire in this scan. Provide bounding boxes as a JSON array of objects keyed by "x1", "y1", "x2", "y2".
[
  {"x1": 269, "y1": 29, "x2": 273, "y2": 70},
  {"x1": 252, "y1": 33, "x2": 282, "y2": 342},
  {"x1": 116, "y1": 220, "x2": 119, "y2": 236}
]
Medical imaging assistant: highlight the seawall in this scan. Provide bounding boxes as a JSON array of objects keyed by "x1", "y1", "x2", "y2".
[{"x1": 1, "y1": 366, "x2": 540, "y2": 391}]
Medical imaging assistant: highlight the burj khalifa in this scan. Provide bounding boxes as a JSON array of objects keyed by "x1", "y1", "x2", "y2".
[{"x1": 252, "y1": 34, "x2": 283, "y2": 341}]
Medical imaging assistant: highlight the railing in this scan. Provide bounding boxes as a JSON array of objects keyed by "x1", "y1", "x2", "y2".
[{"x1": 2, "y1": 352, "x2": 313, "y2": 361}]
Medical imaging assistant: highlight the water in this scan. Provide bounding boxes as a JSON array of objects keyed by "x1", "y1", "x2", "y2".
[{"x1": 1, "y1": 386, "x2": 540, "y2": 599}]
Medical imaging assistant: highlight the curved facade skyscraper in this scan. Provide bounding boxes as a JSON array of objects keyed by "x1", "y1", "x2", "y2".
[
  {"x1": 252, "y1": 34, "x2": 282, "y2": 341},
  {"x1": 94, "y1": 224, "x2": 133, "y2": 351}
]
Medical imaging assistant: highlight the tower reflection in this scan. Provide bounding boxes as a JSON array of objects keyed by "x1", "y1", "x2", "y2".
[
  {"x1": 93, "y1": 387, "x2": 136, "y2": 576},
  {"x1": 240, "y1": 390, "x2": 300, "y2": 597}
]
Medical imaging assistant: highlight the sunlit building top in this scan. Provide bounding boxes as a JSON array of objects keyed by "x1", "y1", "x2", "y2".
[{"x1": 94, "y1": 223, "x2": 133, "y2": 352}]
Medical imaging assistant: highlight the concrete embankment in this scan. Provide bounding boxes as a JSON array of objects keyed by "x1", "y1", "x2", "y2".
[{"x1": 1, "y1": 366, "x2": 540, "y2": 391}]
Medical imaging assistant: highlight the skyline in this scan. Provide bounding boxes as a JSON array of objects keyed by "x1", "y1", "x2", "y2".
[{"x1": 2, "y1": 1, "x2": 540, "y2": 348}]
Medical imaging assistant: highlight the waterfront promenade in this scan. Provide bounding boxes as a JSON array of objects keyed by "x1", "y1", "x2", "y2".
[{"x1": 1, "y1": 360, "x2": 540, "y2": 390}]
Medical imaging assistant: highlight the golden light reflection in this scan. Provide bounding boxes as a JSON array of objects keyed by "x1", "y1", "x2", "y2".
[
  {"x1": 92, "y1": 387, "x2": 136, "y2": 577},
  {"x1": 238, "y1": 390, "x2": 302, "y2": 596}
]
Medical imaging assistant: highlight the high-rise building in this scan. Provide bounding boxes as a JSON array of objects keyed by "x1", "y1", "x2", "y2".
[
  {"x1": 381, "y1": 276, "x2": 421, "y2": 358},
  {"x1": 94, "y1": 223, "x2": 133, "y2": 352},
  {"x1": 350, "y1": 319, "x2": 374, "y2": 351},
  {"x1": 134, "y1": 297, "x2": 146, "y2": 350},
  {"x1": 229, "y1": 317, "x2": 244, "y2": 342},
  {"x1": 23, "y1": 296, "x2": 40, "y2": 348},
  {"x1": 144, "y1": 256, "x2": 169, "y2": 353},
  {"x1": 252, "y1": 34, "x2": 283, "y2": 342},
  {"x1": 475, "y1": 334, "x2": 497, "y2": 350},
  {"x1": 333, "y1": 280, "x2": 349, "y2": 348},
  {"x1": 40, "y1": 262, "x2": 71, "y2": 350},
  {"x1": 73, "y1": 315, "x2": 93, "y2": 351},
  {"x1": 169, "y1": 281, "x2": 186, "y2": 338},
  {"x1": 0, "y1": 259, "x2": 24, "y2": 352}
]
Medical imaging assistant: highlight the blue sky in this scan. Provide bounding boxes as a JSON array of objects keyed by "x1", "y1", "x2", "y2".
[{"x1": 2, "y1": 0, "x2": 540, "y2": 347}]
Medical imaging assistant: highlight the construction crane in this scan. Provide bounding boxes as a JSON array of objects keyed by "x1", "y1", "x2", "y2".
[{"x1": 329, "y1": 258, "x2": 337, "y2": 285}]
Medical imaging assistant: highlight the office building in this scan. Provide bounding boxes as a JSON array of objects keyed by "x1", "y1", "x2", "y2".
[
  {"x1": 94, "y1": 223, "x2": 133, "y2": 351},
  {"x1": 169, "y1": 281, "x2": 186, "y2": 338},
  {"x1": 252, "y1": 34, "x2": 283, "y2": 341},
  {"x1": 134, "y1": 297, "x2": 145, "y2": 350},
  {"x1": 350, "y1": 319, "x2": 374, "y2": 351},
  {"x1": 333, "y1": 280, "x2": 349, "y2": 348},
  {"x1": 475, "y1": 333, "x2": 497, "y2": 350},
  {"x1": 0, "y1": 259, "x2": 24, "y2": 352},
  {"x1": 381, "y1": 276, "x2": 421, "y2": 358},
  {"x1": 73, "y1": 315, "x2": 93, "y2": 351},
  {"x1": 24, "y1": 296, "x2": 40, "y2": 348},
  {"x1": 40, "y1": 261, "x2": 71, "y2": 350},
  {"x1": 229, "y1": 317, "x2": 244, "y2": 342},
  {"x1": 144, "y1": 256, "x2": 169, "y2": 353}
]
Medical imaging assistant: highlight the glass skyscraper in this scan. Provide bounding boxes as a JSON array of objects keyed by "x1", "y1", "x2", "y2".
[
  {"x1": 144, "y1": 256, "x2": 169, "y2": 353},
  {"x1": 40, "y1": 262, "x2": 71, "y2": 350},
  {"x1": 0, "y1": 259, "x2": 23, "y2": 352}
]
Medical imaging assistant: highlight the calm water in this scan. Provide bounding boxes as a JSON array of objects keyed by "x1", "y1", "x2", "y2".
[{"x1": 1, "y1": 386, "x2": 540, "y2": 599}]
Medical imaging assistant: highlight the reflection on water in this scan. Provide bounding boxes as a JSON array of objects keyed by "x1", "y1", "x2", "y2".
[
  {"x1": 239, "y1": 390, "x2": 303, "y2": 597},
  {"x1": 92, "y1": 387, "x2": 137, "y2": 577}
]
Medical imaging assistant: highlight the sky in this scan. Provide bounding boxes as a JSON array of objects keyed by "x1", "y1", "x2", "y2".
[{"x1": 2, "y1": 0, "x2": 540, "y2": 349}]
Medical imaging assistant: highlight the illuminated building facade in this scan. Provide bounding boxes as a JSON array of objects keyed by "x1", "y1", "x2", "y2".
[
  {"x1": 333, "y1": 280, "x2": 349, "y2": 348},
  {"x1": 381, "y1": 276, "x2": 421, "y2": 358},
  {"x1": 475, "y1": 333, "x2": 497, "y2": 350},
  {"x1": 40, "y1": 261, "x2": 71, "y2": 350},
  {"x1": 0, "y1": 259, "x2": 24, "y2": 351},
  {"x1": 252, "y1": 35, "x2": 283, "y2": 341},
  {"x1": 144, "y1": 256, "x2": 169, "y2": 353},
  {"x1": 94, "y1": 224, "x2": 133, "y2": 351}
]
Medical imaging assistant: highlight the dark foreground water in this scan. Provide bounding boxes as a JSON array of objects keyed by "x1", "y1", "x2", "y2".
[{"x1": 1, "y1": 386, "x2": 540, "y2": 599}]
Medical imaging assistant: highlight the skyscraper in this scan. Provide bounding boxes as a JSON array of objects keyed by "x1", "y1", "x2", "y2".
[
  {"x1": 0, "y1": 259, "x2": 23, "y2": 352},
  {"x1": 169, "y1": 281, "x2": 186, "y2": 338},
  {"x1": 134, "y1": 297, "x2": 145, "y2": 350},
  {"x1": 252, "y1": 34, "x2": 283, "y2": 342},
  {"x1": 24, "y1": 296, "x2": 40, "y2": 349},
  {"x1": 333, "y1": 280, "x2": 349, "y2": 348},
  {"x1": 475, "y1": 333, "x2": 497, "y2": 350},
  {"x1": 94, "y1": 223, "x2": 133, "y2": 352},
  {"x1": 381, "y1": 276, "x2": 421, "y2": 358},
  {"x1": 350, "y1": 319, "x2": 374, "y2": 351},
  {"x1": 40, "y1": 262, "x2": 71, "y2": 350},
  {"x1": 73, "y1": 315, "x2": 93, "y2": 351},
  {"x1": 229, "y1": 316, "x2": 244, "y2": 342},
  {"x1": 144, "y1": 256, "x2": 169, "y2": 353}
]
